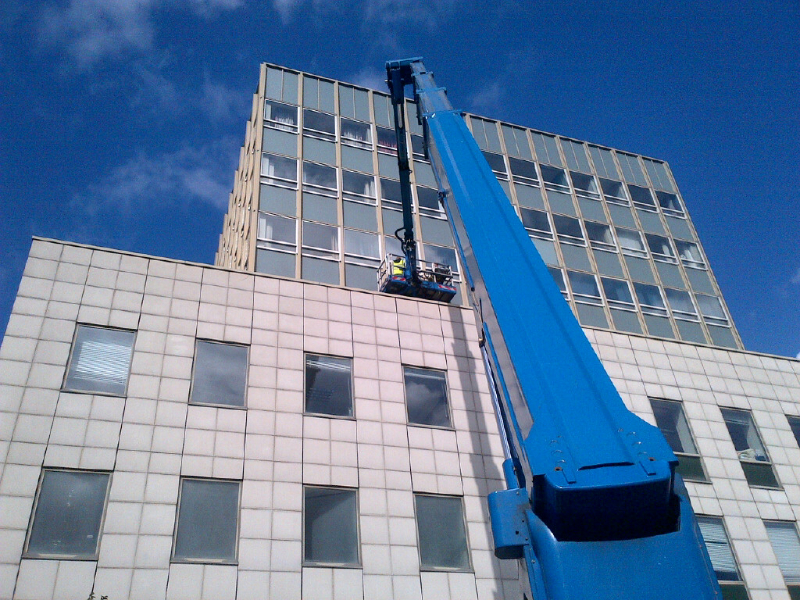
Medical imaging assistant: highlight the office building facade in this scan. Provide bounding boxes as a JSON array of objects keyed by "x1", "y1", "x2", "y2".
[{"x1": 0, "y1": 64, "x2": 798, "y2": 600}]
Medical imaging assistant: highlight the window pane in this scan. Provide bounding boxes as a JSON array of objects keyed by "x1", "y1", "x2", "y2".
[
  {"x1": 601, "y1": 278, "x2": 633, "y2": 304},
  {"x1": 788, "y1": 416, "x2": 800, "y2": 448},
  {"x1": 618, "y1": 152, "x2": 647, "y2": 186},
  {"x1": 65, "y1": 326, "x2": 135, "y2": 395},
  {"x1": 697, "y1": 516, "x2": 741, "y2": 581},
  {"x1": 628, "y1": 184, "x2": 656, "y2": 208},
  {"x1": 27, "y1": 471, "x2": 109, "y2": 557},
  {"x1": 303, "y1": 109, "x2": 335, "y2": 135},
  {"x1": 304, "y1": 487, "x2": 359, "y2": 565},
  {"x1": 303, "y1": 162, "x2": 336, "y2": 189},
  {"x1": 405, "y1": 366, "x2": 450, "y2": 427},
  {"x1": 191, "y1": 341, "x2": 248, "y2": 407},
  {"x1": 262, "y1": 153, "x2": 297, "y2": 184},
  {"x1": 548, "y1": 266, "x2": 567, "y2": 295},
  {"x1": 508, "y1": 157, "x2": 539, "y2": 182},
  {"x1": 417, "y1": 186, "x2": 441, "y2": 211},
  {"x1": 553, "y1": 215, "x2": 584, "y2": 241},
  {"x1": 650, "y1": 399, "x2": 697, "y2": 454},
  {"x1": 341, "y1": 118, "x2": 371, "y2": 144},
  {"x1": 697, "y1": 295, "x2": 726, "y2": 320},
  {"x1": 765, "y1": 522, "x2": 800, "y2": 583},
  {"x1": 634, "y1": 283, "x2": 666, "y2": 309},
  {"x1": 540, "y1": 165, "x2": 568, "y2": 187},
  {"x1": 666, "y1": 289, "x2": 697, "y2": 318},
  {"x1": 721, "y1": 408, "x2": 769, "y2": 462},
  {"x1": 657, "y1": 191, "x2": 682, "y2": 213},
  {"x1": 520, "y1": 208, "x2": 551, "y2": 234},
  {"x1": 568, "y1": 271, "x2": 600, "y2": 299},
  {"x1": 380, "y1": 178, "x2": 402, "y2": 205},
  {"x1": 570, "y1": 171, "x2": 598, "y2": 195},
  {"x1": 616, "y1": 228, "x2": 645, "y2": 252},
  {"x1": 345, "y1": 229, "x2": 379, "y2": 258},
  {"x1": 482, "y1": 151, "x2": 507, "y2": 174},
  {"x1": 562, "y1": 139, "x2": 591, "y2": 173},
  {"x1": 258, "y1": 213, "x2": 296, "y2": 244},
  {"x1": 600, "y1": 178, "x2": 627, "y2": 202},
  {"x1": 264, "y1": 100, "x2": 298, "y2": 129},
  {"x1": 589, "y1": 146, "x2": 619, "y2": 179},
  {"x1": 342, "y1": 171, "x2": 376, "y2": 198},
  {"x1": 415, "y1": 495, "x2": 470, "y2": 570},
  {"x1": 585, "y1": 222, "x2": 614, "y2": 247},
  {"x1": 306, "y1": 355, "x2": 352, "y2": 417},
  {"x1": 376, "y1": 126, "x2": 397, "y2": 151},
  {"x1": 424, "y1": 244, "x2": 458, "y2": 273},
  {"x1": 303, "y1": 221, "x2": 339, "y2": 251},
  {"x1": 174, "y1": 479, "x2": 239, "y2": 561},
  {"x1": 531, "y1": 132, "x2": 561, "y2": 166},
  {"x1": 646, "y1": 234, "x2": 675, "y2": 258}
]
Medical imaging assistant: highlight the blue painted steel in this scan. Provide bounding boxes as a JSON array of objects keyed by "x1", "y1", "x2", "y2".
[{"x1": 387, "y1": 58, "x2": 722, "y2": 599}]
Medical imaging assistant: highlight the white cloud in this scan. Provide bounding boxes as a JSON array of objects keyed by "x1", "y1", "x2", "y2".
[
  {"x1": 199, "y1": 75, "x2": 250, "y2": 122},
  {"x1": 790, "y1": 266, "x2": 800, "y2": 285},
  {"x1": 347, "y1": 66, "x2": 386, "y2": 92},
  {"x1": 39, "y1": 0, "x2": 244, "y2": 70},
  {"x1": 469, "y1": 79, "x2": 504, "y2": 115},
  {"x1": 271, "y1": 0, "x2": 458, "y2": 27},
  {"x1": 71, "y1": 137, "x2": 239, "y2": 215}
]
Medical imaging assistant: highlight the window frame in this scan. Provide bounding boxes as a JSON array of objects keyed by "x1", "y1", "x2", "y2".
[
  {"x1": 24, "y1": 468, "x2": 112, "y2": 560},
  {"x1": 696, "y1": 514, "x2": 748, "y2": 594},
  {"x1": 601, "y1": 277, "x2": 636, "y2": 311},
  {"x1": 171, "y1": 477, "x2": 242, "y2": 564},
  {"x1": 261, "y1": 152, "x2": 299, "y2": 189},
  {"x1": 302, "y1": 485, "x2": 361, "y2": 568},
  {"x1": 304, "y1": 353, "x2": 355, "y2": 419},
  {"x1": 567, "y1": 270, "x2": 603, "y2": 306},
  {"x1": 403, "y1": 365, "x2": 452, "y2": 429},
  {"x1": 257, "y1": 212, "x2": 298, "y2": 254},
  {"x1": 62, "y1": 324, "x2": 136, "y2": 397},
  {"x1": 340, "y1": 117, "x2": 372, "y2": 150},
  {"x1": 264, "y1": 99, "x2": 299, "y2": 133},
  {"x1": 302, "y1": 108, "x2": 336, "y2": 141},
  {"x1": 763, "y1": 520, "x2": 800, "y2": 590}
]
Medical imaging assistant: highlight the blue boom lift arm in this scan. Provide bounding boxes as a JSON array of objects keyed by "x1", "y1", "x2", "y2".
[{"x1": 385, "y1": 58, "x2": 722, "y2": 600}]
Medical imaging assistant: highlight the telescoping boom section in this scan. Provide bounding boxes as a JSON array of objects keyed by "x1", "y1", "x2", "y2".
[{"x1": 385, "y1": 58, "x2": 722, "y2": 600}]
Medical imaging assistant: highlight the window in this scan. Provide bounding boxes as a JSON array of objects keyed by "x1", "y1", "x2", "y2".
[
  {"x1": 616, "y1": 227, "x2": 647, "y2": 257},
  {"x1": 788, "y1": 416, "x2": 800, "y2": 448},
  {"x1": 264, "y1": 100, "x2": 298, "y2": 132},
  {"x1": 589, "y1": 146, "x2": 619, "y2": 179},
  {"x1": 482, "y1": 151, "x2": 507, "y2": 179},
  {"x1": 342, "y1": 170, "x2": 376, "y2": 201},
  {"x1": 675, "y1": 240, "x2": 705, "y2": 268},
  {"x1": 414, "y1": 494, "x2": 470, "y2": 571},
  {"x1": 173, "y1": 478, "x2": 240, "y2": 562},
  {"x1": 470, "y1": 117, "x2": 502, "y2": 152},
  {"x1": 344, "y1": 229, "x2": 380, "y2": 265},
  {"x1": 417, "y1": 186, "x2": 442, "y2": 215},
  {"x1": 258, "y1": 213, "x2": 297, "y2": 251},
  {"x1": 628, "y1": 184, "x2": 657, "y2": 210},
  {"x1": 302, "y1": 221, "x2": 339, "y2": 256},
  {"x1": 341, "y1": 118, "x2": 371, "y2": 148},
  {"x1": 649, "y1": 398, "x2": 707, "y2": 481},
  {"x1": 262, "y1": 153, "x2": 298, "y2": 187},
  {"x1": 380, "y1": 177, "x2": 404, "y2": 210},
  {"x1": 764, "y1": 521, "x2": 800, "y2": 597},
  {"x1": 424, "y1": 244, "x2": 459, "y2": 274},
  {"x1": 646, "y1": 233, "x2": 677, "y2": 263},
  {"x1": 665, "y1": 289, "x2": 699, "y2": 322},
  {"x1": 644, "y1": 158, "x2": 675, "y2": 192},
  {"x1": 697, "y1": 516, "x2": 748, "y2": 599},
  {"x1": 502, "y1": 125, "x2": 532, "y2": 159},
  {"x1": 26, "y1": 470, "x2": 110, "y2": 558},
  {"x1": 338, "y1": 84, "x2": 370, "y2": 121},
  {"x1": 404, "y1": 366, "x2": 450, "y2": 428},
  {"x1": 549, "y1": 267, "x2": 568, "y2": 299},
  {"x1": 305, "y1": 354, "x2": 353, "y2": 417},
  {"x1": 302, "y1": 162, "x2": 337, "y2": 193},
  {"x1": 561, "y1": 139, "x2": 591, "y2": 173},
  {"x1": 634, "y1": 283, "x2": 668, "y2": 316},
  {"x1": 266, "y1": 67, "x2": 299, "y2": 104},
  {"x1": 540, "y1": 165, "x2": 570, "y2": 193},
  {"x1": 657, "y1": 191, "x2": 683, "y2": 215},
  {"x1": 721, "y1": 408, "x2": 780, "y2": 488},
  {"x1": 304, "y1": 486, "x2": 359, "y2": 566},
  {"x1": 585, "y1": 221, "x2": 615, "y2": 251},
  {"x1": 520, "y1": 208, "x2": 552, "y2": 239},
  {"x1": 411, "y1": 134, "x2": 427, "y2": 159},
  {"x1": 617, "y1": 152, "x2": 647, "y2": 186},
  {"x1": 64, "y1": 325, "x2": 135, "y2": 396},
  {"x1": 376, "y1": 126, "x2": 397, "y2": 153},
  {"x1": 601, "y1": 278, "x2": 635, "y2": 310},
  {"x1": 600, "y1": 178, "x2": 628, "y2": 205},
  {"x1": 190, "y1": 340, "x2": 248, "y2": 407},
  {"x1": 568, "y1": 271, "x2": 602, "y2": 305},
  {"x1": 303, "y1": 109, "x2": 335, "y2": 140},
  {"x1": 508, "y1": 157, "x2": 539, "y2": 184},
  {"x1": 696, "y1": 294, "x2": 728, "y2": 326},
  {"x1": 553, "y1": 215, "x2": 584, "y2": 244},
  {"x1": 531, "y1": 132, "x2": 561, "y2": 166},
  {"x1": 570, "y1": 172, "x2": 599, "y2": 198}
]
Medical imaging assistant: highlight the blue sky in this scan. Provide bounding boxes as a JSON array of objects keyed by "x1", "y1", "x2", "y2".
[{"x1": 1, "y1": 0, "x2": 798, "y2": 358}]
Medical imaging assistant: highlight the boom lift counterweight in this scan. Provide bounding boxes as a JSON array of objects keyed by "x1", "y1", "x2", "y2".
[{"x1": 384, "y1": 57, "x2": 722, "y2": 600}]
